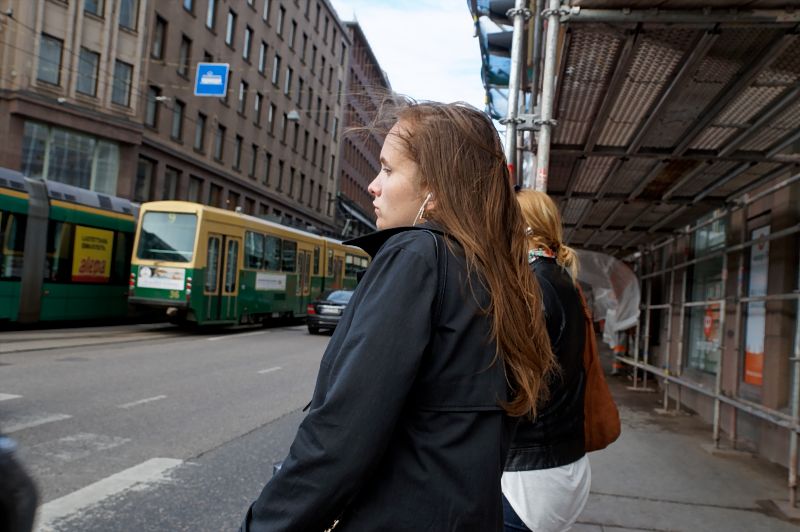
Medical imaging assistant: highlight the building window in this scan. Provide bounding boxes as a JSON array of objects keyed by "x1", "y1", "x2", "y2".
[
  {"x1": 22, "y1": 121, "x2": 119, "y2": 195},
  {"x1": 183, "y1": 0, "x2": 193, "y2": 13},
  {"x1": 233, "y1": 135, "x2": 243, "y2": 170},
  {"x1": 324, "y1": 105, "x2": 330, "y2": 131},
  {"x1": 254, "y1": 92, "x2": 263, "y2": 125},
  {"x1": 277, "y1": 5, "x2": 285, "y2": 36},
  {"x1": 686, "y1": 212, "x2": 728, "y2": 375},
  {"x1": 327, "y1": 66, "x2": 333, "y2": 90},
  {"x1": 321, "y1": 145, "x2": 326, "y2": 174},
  {"x1": 145, "y1": 86, "x2": 160, "y2": 128},
  {"x1": 214, "y1": 124, "x2": 225, "y2": 161},
  {"x1": 284, "y1": 66, "x2": 293, "y2": 95},
  {"x1": 249, "y1": 144, "x2": 258, "y2": 177},
  {"x1": 315, "y1": 96, "x2": 321, "y2": 124},
  {"x1": 262, "y1": 0, "x2": 271, "y2": 22},
  {"x1": 332, "y1": 116, "x2": 338, "y2": 140},
  {"x1": 288, "y1": 167, "x2": 295, "y2": 197},
  {"x1": 307, "y1": 87, "x2": 313, "y2": 115},
  {"x1": 292, "y1": 123, "x2": 299, "y2": 151},
  {"x1": 320, "y1": 56, "x2": 326, "y2": 82},
  {"x1": 311, "y1": 45, "x2": 317, "y2": 73},
  {"x1": 119, "y1": 0, "x2": 139, "y2": 31},
  {"x1": 315, "y1": 1, "x2": 320, "y2": 29},
  {"x1": 331, "y1": 28, "x2": 337, "y2": 53},
  {"x1": 301, "y1": 33, "x2": 308, "y2": 62},
  {"x1": 151, "y1": 16, "x2": 166, "y2": 59},
  {"x1": 317, "y1": 184, "x2": 322, "y2": 210},
  {"x1": 85, "y1": 0, "x2": 104, "y2": 16},
  {"x1": 238, "y1": 80, "x2": 248, "y2": 114},
  {"x1": 303, "y1": 130, "x2": 309, "y2": 158},
  {"x1": 272, "y1": 54, "x2": 281, "y2": 86},
  {"x1": 37, "y1": 34, "x2": 63, "y2": 85},
  {"x1": 297, "y1": 77, "x2": 304, "y2": 105},
  {"x1": 289, "y1": 20, "x2": 297, "y2": 49},
  {"x1": 134, "y1": 157, "x2": 154, "y2": 202},
  {"x1": 263, "y1": 152, "x2": 272, "y2": 185},
  {"x1": 188, "y1": 176, "x2": 202, "y2": 202},
  {"x1": 209, "y1": 184, "x2": 223, "y2": 207},
  {"x1": 243, "y1": 25, "x2": 253, "y2": 60},
  {"x1": 76, "y1": 48, "x2": 100, "y2": 96},
  {"x1": 194, "y1": 112, "x2": 206, "y2": 151},
  {"x1": 268, "y1": 103, "x2": 276, "y2": 134},
  {"x1": 111, "y1": 60, "x2": 133, "y2": 107},
  {"x1": 163, "y1": 167, "x2": 179, "y2": 200},
  {"x1": 171, "y1": 100, "x2": 185, "y2": 141},
  {"x1": 329, "y1": 154, "x2": 335, "y2": 178},
  {"x1": 340, "y1": 43, "x2": 346, "y2": 65},
  {"x1": 281, "y1": 113, "x2": 288, "y2": 143},
  {"x1": 323, "y1": 15, "x2": 329, "y2": 43},
  {"x1": 178, "y1": 35, "x2": 191, "y2": 77},
  {"x1": 225, "y1": 10, "x2": 236, "y2": 46},
  {"x1": 258, "y1": 41, "x2": 267, "y2": 73},
  {"x1": 277, "y1": 160, "x2": 284, "y2": 191},
  {"x1": 206, "y1": 0, "x2": 216, "y2": 29},
  {"x1": 312, "y1": 137, "x2": 318, "y2": 165},
  {"x1": 337, "y1": 79, "x2": 342, "y2": 104}
]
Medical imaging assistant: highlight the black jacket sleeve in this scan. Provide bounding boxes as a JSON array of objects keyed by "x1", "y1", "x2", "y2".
[{"x1": 242, "y1": 236, "x2": 438, "y2": 531}]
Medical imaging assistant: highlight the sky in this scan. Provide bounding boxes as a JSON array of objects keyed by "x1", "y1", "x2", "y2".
[{"x1": 328, "y1": 0, "x2": 486, "y2": 110}]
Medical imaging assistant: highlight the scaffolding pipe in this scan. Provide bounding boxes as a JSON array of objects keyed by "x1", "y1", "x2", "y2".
[
  {"x1": 560, "y1": 8, "x2": 800, "y2": 24},
  {"x1": 713, "y1": 252, "x2": 728, "y2": 449},
  {"x1": 503, "y1": 0, "x2": 528, "y2": 184},
  {"x1": 675, "y1": 268, "x2": 688, "y2": 411},
  {"x1": 790, "y1": 265, "x2": 800, "y2": 507},
  {"x1": 616, "y1": 356, "x2": 800, "y2": 432},
  {"x1": 642, "y1": 256, "x2": 653, "y2": 390},
  {"x1": 632, "y1": 255, "x2": 643, "y2": 389},
  {"x1": 731, "y1": 215, "x2": 746, "y2": 448},
  {"x1": 663, "y1": 244, "x2": 676, "y2": 411},
  {"x1": 534, "y1": 0, "x2": 561, "y2": 192}
]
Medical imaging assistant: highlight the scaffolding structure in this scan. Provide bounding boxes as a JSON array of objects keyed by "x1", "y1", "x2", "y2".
[{"x1": 620, "y1": 172, "x2": 800, "y2": 506}]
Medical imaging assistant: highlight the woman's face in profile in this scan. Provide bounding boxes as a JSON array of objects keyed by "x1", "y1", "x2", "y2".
[{"x1": 368, "y1": 122, "x2": 426, "y2": 230}]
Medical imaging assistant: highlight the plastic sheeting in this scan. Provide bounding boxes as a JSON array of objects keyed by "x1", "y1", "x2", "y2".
[{"x1": 576, "y1": 250, "x2": 640, "y2": 348}]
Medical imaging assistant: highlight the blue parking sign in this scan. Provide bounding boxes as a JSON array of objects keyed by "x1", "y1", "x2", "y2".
[{"x1": 194, "y1": 63, "x2": 230, "y2": 97}]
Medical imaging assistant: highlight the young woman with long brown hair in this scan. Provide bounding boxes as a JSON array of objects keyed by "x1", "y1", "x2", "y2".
[
  {"x1": 502, "y1": 189, "x2": 590, "y2": 532},
  {"x1": 241, "y1": 101, "x2": 554, "y2": 531}
]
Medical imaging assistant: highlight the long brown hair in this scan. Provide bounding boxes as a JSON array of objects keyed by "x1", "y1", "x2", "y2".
[
  {"x1": 384, "y1": 101, "x2": 555, "y2": 417},
  {"x1": 517, "y1": 190, "x2": 579, "y2": 280}
]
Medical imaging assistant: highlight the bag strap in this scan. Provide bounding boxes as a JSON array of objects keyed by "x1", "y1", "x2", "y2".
[{"x1": 419, "y1": 229, "x2": 448, "y2": 325}]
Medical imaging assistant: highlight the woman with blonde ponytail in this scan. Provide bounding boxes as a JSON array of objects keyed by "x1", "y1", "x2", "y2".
[{"x1": 502, "y1": 190, "x2": 591, "y2": 532}]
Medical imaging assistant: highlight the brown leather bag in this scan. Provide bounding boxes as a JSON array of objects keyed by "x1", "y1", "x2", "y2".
[{"x1": 578, "y1": 287, "x2": 621, "y2": 452}]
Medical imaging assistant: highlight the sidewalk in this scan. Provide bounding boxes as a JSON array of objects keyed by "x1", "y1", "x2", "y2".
[{"x1": 575, "y1": 373, "x2": 800, "y2": 531}]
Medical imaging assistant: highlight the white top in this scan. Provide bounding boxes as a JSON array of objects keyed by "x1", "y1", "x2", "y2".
[{"x1": 501, "y1": 455, "x2": 591, "y2": 532}]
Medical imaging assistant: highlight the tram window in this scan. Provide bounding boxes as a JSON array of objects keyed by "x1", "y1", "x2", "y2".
[
  {"x1": 313, "y1": 246, "x2": 320, "y2": 275},
  {"x1": 111, "y1": 231, "x2": 133, "y2": 284},
  {"x1": 224, "y1": 239, "x2": 239, "y2": 293},
  {"x1": 345, "y1": 254, "x2": 358, "y2": 277},
  {"x1": 206, "y1": 237, "x2": 220, "y2": 292},
  {"x1": 0, "y1": 211, "x2": 26, "y2": 280},
  {"x1": 264, "y1": 235, "x2": 281, "y2": 270},
  {"x1": 245, "y1": 231, "x2": 264, "y2": 269},
  {"x1": 137, "y1": 212, "x2": 197, "y2": 262},
  {"x1": 45, "y1": 221, "x2": 74, "y2": 282},
  {"x1": 282, "y1": 240, "x2": 297, "y2": 272},
  {"x1": 327, "y1": 249, "x2": 333, "y2": 276}
]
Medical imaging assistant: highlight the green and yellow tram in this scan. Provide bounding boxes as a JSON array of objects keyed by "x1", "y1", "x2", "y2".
[
  {"x1": 0, "y1": 167, "x2": 136, "y2": 323},
  {"x1": 129, "y1": 201, "x2": 369, "y2": 326}
]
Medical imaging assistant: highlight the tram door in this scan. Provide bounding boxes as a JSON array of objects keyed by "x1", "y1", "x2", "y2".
[
  {"x1": 297, "y1": 249, "x2": 311, "y2": 314},
  {"x1": 221, "y1": 237, "x2": 241, "y2": 321},
  {"x1": 204, "y1": 234, "x2": 240, "y2": 322},
  {"x1": 332, "y1": 256, "x2": 344, "y2": 289}
]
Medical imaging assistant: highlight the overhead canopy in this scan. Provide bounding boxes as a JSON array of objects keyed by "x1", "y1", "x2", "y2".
[{"x1": 540, "y1": 1, "x2": 800, "y2": 256}]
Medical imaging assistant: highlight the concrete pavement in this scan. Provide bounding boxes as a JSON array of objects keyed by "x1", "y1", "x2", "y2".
[{"x1": 574, "y1": 372, "x2": 799, "y2": 531}]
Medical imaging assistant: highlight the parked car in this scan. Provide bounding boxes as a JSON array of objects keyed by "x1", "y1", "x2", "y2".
[{"x1": 306, "y1": 290, "x2": 354, "y2": 334}]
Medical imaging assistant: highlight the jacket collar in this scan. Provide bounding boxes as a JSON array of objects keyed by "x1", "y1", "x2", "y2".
[{"x1": 344, "y1": 222, "x2": 444, "y2": 258}]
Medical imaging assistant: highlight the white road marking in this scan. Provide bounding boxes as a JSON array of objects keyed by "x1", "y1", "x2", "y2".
[
  {"x1": 0, "y1": 393, "x2": 22, "y2": 401},
  {"x1": 33, "y1": 433, "x2": 130, "y2": 463},
  {"x1": 258, "y1": 366, "x2": 282, "y2": 374},
  {"x1": 117, "y1": 395, "x2": 167, "y2": 409},
  {"x1": 207, "y1": 330, "x2": 269, "y2": 341},
  {"x1": 36, "y1": 458, "x2": 183, "y2": 531},
  {"x1": 5, "y1": 413, "x2": 72, "y2": 434}
]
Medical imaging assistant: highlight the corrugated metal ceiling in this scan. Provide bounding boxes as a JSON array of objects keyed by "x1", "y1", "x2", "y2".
[{"x1": 541, "y1": 2, "x2": 800, "y2": 256}]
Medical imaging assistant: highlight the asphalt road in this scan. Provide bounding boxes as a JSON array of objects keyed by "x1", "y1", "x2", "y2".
[{"x1": 0, "y1": 323, "x2": 328, "y2": 531}]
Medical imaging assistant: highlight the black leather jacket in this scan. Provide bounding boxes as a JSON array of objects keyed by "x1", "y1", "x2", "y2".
[
  {"x1": 242, "y1": 226, "x2": 514, "y2": 531},
  {"x1": 505, "y1": 257, "x2": 586, "y2": 471}
]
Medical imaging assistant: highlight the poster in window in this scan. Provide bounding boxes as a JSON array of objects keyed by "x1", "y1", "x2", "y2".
[
  {"x1": 744, "y1": 225, "x2": 769, "y2": 386},
  {"x1": 71, "y1": 226, "x2": 113, "y2": 283}
]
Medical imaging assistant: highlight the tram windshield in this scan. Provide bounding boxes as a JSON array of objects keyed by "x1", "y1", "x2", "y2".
[{"x1": 136, "y1": 212, "x2": 197, "y2": 263}]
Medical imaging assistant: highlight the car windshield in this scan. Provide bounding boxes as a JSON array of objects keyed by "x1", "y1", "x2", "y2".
[{"x1": 322, "y1": 290, "x2": 353, "y2": 303}]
